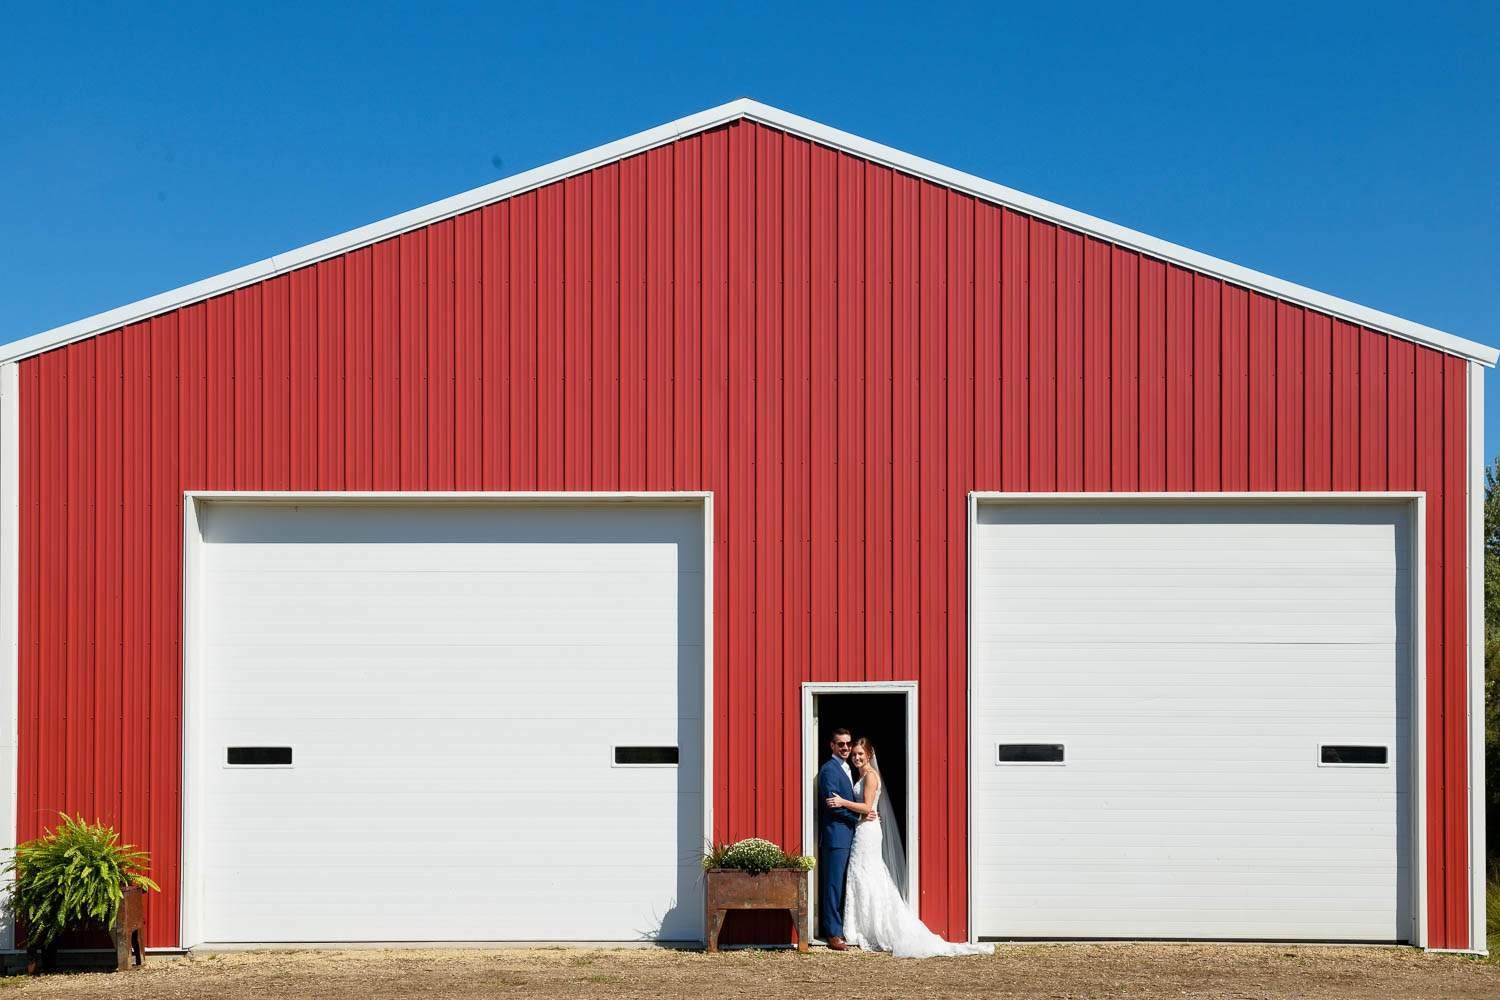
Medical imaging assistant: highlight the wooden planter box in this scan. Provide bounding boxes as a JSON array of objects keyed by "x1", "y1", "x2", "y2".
[
  {"x1": 704, "y1": 868, "x2": 809, "y2": 953},
  {"x1": 112, "y1": 885, "x2": 146, "y2": 971},
  {"x1": 25, "y1": 885, "x2": 146, "y2": 975}
]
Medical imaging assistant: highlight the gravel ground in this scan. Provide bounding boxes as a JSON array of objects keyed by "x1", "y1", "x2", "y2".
[{"x1": 2, "y1": 943, "x2": 1497, "y2": 1000}]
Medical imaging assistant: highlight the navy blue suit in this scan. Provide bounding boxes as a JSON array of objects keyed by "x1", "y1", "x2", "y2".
[{"x1": 817, "y1": 756, "x2": 859, "y2": 938}]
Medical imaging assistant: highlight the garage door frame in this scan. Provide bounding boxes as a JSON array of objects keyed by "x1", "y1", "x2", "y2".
[
  {"x1": 179, "y1": 490, "x2": 715, "y2": 948},
  {"x1": 964, "y1": 491, "x2": 1426, "y2": 947}
]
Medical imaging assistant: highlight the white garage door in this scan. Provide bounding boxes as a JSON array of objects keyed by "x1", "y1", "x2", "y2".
[
  {"x1": 970, "y1": 500, "x2": 1413, "y2": 942},
  {"x1": 190, "y1": 500, "x2": 705, "y2": 943}
]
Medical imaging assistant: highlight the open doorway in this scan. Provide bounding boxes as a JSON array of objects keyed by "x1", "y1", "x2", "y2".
[{"x1": 801, "y1": 683, "x2": 919, "y2": 937}]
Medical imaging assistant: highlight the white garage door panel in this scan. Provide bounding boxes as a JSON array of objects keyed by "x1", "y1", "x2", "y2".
[
  {"x1": 971, "y1": 502, "x2": 1412, "y2": 942},
  {"x1": 210, "y1": 647, "x2": 700, "y2": 718},
  {"x1": 214, "y1": 666, "x2": 701, "y2": 722},
  {"x1": 195, "y1": 501, "x2": 705, "y2": 944},
  {"x1": 212, "y1": 864, "x2": 696, "y2": 942}
]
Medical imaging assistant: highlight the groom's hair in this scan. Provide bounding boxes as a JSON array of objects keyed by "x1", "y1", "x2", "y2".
[{"x1": 831, "y1": 727, "x2": 851, "y2": 740}]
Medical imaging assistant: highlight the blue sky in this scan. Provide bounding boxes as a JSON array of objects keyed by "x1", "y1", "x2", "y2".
[{"x1": 4, "y1": 2, "x2": 1497, "y2": 456}]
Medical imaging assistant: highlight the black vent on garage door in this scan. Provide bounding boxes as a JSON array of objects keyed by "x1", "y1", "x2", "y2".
[
  {"x1": 614, "y1": 746, "x2": 679, "y2": 765},
  {"x1": 997, "y1": 743, "x2": 1065, "y2": 764},
  {"x1": 1320, "y1": 745, "x2": 1388, "y2": 766},
  {"x1": 227, "y1": 747, "x2": 293, "y2": 766}
]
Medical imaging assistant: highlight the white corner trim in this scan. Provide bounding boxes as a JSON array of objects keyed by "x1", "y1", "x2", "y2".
[
  {"x1": 0, "y1": 363, "x2": 16, "y2": 951},
  {"x1": 1467, "y1": 361, "x2": 1487, "y2": 955},
  {"x1": 2, "y1": 99, "x2": 1494, "y2": 368}
]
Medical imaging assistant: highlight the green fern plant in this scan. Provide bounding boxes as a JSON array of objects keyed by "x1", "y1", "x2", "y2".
[{"x1": 3, "y1": 814, "x2": 159, "y2": 949}]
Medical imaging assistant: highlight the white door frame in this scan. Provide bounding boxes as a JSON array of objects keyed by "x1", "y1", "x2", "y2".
[
  {"x1": 179, "y1": 490, "x2": 714, "y2": 948},
  {"x1": 966, "y1": 491, "x2": 1426, "y2": 947},
  {"x1": 800, "y1": 680, "x2": 920, "y2": 934}
]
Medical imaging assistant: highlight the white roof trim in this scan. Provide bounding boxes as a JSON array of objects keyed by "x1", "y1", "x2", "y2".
[{"x1": 5, "y1": 98, "x2": 1494, "y2": 367}]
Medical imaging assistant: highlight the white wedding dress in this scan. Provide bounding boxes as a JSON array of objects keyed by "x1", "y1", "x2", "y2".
[{"x1": 841, "y1": 772, "x2": 994, "y2": 958}]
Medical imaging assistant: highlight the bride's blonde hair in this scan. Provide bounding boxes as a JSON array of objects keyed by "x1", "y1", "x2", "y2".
[{"x1": 853, "y1": 737, "x2": 878, "y2": 771}]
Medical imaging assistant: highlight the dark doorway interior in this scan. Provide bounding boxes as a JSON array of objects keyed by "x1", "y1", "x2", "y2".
[{"x1": 814, "y1": 692, "x2": 910, "y2": 912}]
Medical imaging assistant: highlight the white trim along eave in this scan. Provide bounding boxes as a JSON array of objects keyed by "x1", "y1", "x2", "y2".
[
  {"x1": 177, "y1": 490, "x2": 713, "y2": 949},
  {"x1": 3, "y1": 99, "x2": 1495, "y2": 368},
  {"x1": 966, "y1": 491, "x2": 1431, "y2": 949}
]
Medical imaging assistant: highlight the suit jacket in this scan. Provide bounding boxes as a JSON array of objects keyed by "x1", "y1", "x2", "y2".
[{"x1": 817, "y1": 756, "x2": 859, "y2": 850}]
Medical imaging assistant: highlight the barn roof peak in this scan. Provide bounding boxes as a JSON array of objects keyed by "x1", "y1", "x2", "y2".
[{"x1": 4, "y1": 98, "x2": 1494, "y2": 366}]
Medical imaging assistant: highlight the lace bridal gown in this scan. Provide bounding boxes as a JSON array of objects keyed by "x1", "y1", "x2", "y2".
[{"x1": 842, "y1": 772, "x2": 994, "y2": 958}]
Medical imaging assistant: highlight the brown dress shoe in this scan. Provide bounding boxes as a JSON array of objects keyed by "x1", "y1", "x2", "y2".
[{"x1": 826, "y1": 936, "x2": 848, "y2": 951}]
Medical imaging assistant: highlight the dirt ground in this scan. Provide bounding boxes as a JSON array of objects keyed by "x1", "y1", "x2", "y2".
[{"x1": 3, "y1": 944, "x2": 1498, "y2": 1000}]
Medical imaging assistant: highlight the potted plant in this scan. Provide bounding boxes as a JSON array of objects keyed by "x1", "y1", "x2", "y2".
[
  {"x1": 702, "y1": 837, "x2": 815, "y2": 952},
  {"x1": 4, "y1": 814, "x2": 159, "y2": 973}
]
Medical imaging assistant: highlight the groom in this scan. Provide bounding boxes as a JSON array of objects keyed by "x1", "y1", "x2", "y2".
[{"x1": 817, "y1": 727, "x2": 859, "y2": 950}]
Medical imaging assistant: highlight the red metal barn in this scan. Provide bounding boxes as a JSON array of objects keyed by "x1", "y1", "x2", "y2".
[{"x1": 0, "y1": 101, "x2": 1489, "y2": 952}]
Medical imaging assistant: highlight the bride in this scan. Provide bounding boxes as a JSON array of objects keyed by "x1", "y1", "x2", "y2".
[{"x1": 824, "y1": 737, "x2": 993, "y2": 958}]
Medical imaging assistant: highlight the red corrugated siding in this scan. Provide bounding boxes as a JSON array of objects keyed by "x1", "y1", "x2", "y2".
[{"x1": 16, "y1": 118, "x2": 1472, "y2": 948}]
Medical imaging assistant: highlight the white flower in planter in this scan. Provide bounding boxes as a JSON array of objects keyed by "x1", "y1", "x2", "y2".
[{"x1": 704, "y1": 837, "x2": 815, "y2": 874}]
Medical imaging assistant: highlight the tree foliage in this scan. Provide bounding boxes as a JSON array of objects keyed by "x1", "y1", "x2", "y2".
[{"x1": 1485, "y1": 458, "x2": 1500, "y2": 863}]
